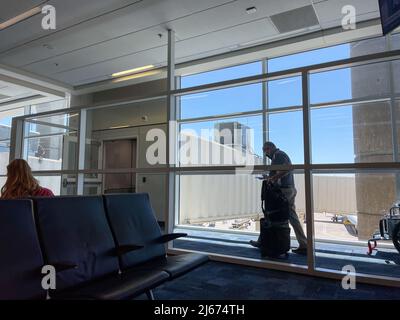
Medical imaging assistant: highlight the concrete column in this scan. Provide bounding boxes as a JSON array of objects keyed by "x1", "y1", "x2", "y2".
[{"x1": 351, "y1": 39, "x2": 399, "y2": 239}]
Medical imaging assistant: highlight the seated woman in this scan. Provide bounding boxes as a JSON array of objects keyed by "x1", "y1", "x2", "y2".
[{"x1": 1, "y1": 159, "x2": 54, "y2": 199}]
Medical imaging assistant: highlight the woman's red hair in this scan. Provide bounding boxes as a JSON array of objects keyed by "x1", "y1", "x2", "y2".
[{"x1": 1, "y1": 159, "x2": 39, "y2": 199}]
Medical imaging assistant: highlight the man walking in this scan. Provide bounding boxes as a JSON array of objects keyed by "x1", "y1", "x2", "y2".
[{"x1": 250, "y1": 142, "x2": 307, "y2": 255}]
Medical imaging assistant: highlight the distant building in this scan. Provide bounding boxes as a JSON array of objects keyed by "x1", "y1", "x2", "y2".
[{"x1": 214, "y1": 121, "x2": 252, "y2": 152}]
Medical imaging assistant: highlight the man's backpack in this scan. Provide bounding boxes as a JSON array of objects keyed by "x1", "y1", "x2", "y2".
[{"x1": 261, "y1": 181, "x2": 290, "y2": 222}]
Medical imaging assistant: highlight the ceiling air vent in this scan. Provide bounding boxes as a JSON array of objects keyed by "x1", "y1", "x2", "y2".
[{"x1": 270, "y1": 5, "x2": 319, "y2": 33}]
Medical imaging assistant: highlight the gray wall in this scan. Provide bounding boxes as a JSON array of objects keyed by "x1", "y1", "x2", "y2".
[
  {"x1": 91, "y1": 98, "x2": 166, "y2": 132},
  {"x1": 92, "y1": 79, "x2": 166, "y2": 105},
  {"x1": 85, "y1": 81, "x2": 168, "y2": 222}
]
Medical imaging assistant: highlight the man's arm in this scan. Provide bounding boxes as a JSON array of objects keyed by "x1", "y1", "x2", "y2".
[
  {"x1": 266, "y1": 152, "x2": 290, "y2": 183},
  {"x1": 269, "y1": 170, "x2": 289, "y2": 183}
]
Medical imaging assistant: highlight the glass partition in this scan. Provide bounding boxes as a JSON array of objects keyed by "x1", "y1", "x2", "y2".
[
  {"x1": 34, "y1": 174, "x2": 77, "y2": 196},
  {"x1": 29, "y1": 99, "x2": 68, "y2": 114},
  {"x1": 22, "y1": 111, "x2": 79, "y2": 171},
  {"x1": 0, "y1": 107, "x2": 27, "y2": 179}
]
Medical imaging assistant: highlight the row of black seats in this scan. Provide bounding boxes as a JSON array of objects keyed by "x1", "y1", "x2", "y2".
[{"x1": 0, "y1": 193, "x2": 208, "y2": 300}]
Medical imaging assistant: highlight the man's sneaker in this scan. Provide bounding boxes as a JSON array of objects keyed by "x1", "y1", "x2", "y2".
[
  {"x1": 292, "y1": 247, "x2": 307, "y2": 255},
  {"x1": 249, "y1": 240, "x2": 261, "y2": 248}
]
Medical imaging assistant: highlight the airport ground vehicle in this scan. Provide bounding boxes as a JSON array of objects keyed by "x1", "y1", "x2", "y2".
[{"x1": 367, "y1": 204, "x2": 400, "y2": 255}]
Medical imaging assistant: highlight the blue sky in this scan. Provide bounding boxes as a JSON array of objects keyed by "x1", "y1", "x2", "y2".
[
  {"x1": 0, "y1": 116, "x2": 12, "y2": 127},
  {"x1": 180, "y1": 44, "x2": 355, "y2": 164}
]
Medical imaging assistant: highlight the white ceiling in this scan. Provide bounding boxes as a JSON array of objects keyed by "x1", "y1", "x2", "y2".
[
  {"x1": 0, "y1": 0, "x2": 382, "y2": 87},
  {"x1": 0, "y1": 80, "x2": 38, "y2": 101},
  {"x1": 0, "y1": 79, "x2": 53, "y2": 111}
]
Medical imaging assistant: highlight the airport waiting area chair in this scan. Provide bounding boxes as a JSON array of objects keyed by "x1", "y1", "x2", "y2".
[
  {"x1": 0, "y1": 200, "x2": 46, "y2": 300},
  {"x1": 0, "y1": 193, "x2": 208, "y2": 300}
]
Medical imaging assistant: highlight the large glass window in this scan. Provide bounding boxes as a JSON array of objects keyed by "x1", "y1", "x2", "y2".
[
  {"x1": 310, "y1": 61, "x2": 392, "y2": 105},
  {"x1": 180, "y1": 82, "x2": 262, "y2": 119},
  {"x1": 313, "y1": 171, "x2": 400, "y2": 279},
  {"x1": 311, "y1": 101, "x2": 395, "y2": 164},
  {"x1": 173, "y1": 33, "x2": 400, "y2": 283},
  {"x1": 268, "y1": 76, "x2": 302, "y2": 109},
  {"x1": 267, "y1": 111, "x2": 304, "y2": 164}
]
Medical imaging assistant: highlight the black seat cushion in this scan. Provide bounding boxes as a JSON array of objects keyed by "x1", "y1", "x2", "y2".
[
  {"x1": 104, "y1": 193, "x2": 209, "y2": 278},
  {"x1": 53, "y1": 269, "x2": 169, "y2": 300},
  {"x1": 34, "y1": 196, "x2": 120, "y2": 291},
  {"x1": 103, "y1": 193, "x2": 166, "y2": 269},
  {"x1": 0, "y1": 200, "x2": 45, "y2": 300},
  {"x1": 133, "y1": 253, "x2": 209, "y2": 279}
]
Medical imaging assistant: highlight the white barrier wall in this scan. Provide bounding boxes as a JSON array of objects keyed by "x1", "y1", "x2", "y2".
[
  {"x1": 312, "y1": 175, "x2": 357, "y2": 214},
  {"x1": 293, "y1": 175, "x2": 357, "y2": 215},
  {"x1": 179, "y1": 174, "x2": 357, "y2": 224},
  {"x1": 179, "y1": 174, "x2": 263, "y2": 223}
]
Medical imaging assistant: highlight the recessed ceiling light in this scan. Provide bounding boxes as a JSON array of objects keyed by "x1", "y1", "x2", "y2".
[
  {"x1": 112, "y1": 65, "x2": 155, "y2": 78},
  {"x1": 246, "y1": 6, "x2": 257, "y2": 14},
  {"x1": 0, "y1": 6, "x2": 41, "y2": 30},
  {"x1": 109, "y1": 125, "x2": 130, "y2": 129},
  {"x1": 112, "y1": 69, "x2": 161, "y2": 83}
]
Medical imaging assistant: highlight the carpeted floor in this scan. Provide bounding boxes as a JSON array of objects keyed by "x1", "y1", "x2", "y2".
[
  {"x1": 142, "y1": 261, "x2": 400, "y2": 300},
  {"x1": 173, "y1": 237, "x2": 400, "y2": 278}
]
